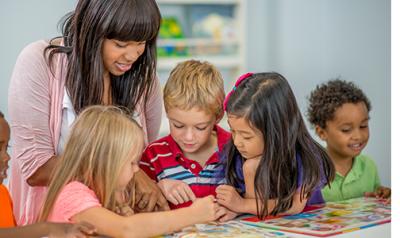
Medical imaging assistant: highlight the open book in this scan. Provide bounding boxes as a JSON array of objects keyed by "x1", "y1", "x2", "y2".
[{"x1": 241, "y1": 197, "x2": 391, "y2": 237}]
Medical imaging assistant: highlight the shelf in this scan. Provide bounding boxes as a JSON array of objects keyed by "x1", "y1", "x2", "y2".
[
  {"x1": 156, "y1": 0, "x2": 246, "y2": 136},
  {"x1": 157, "y1": 0, "x2": 240, "y2": 5},
  {"x1": 157, "y1": 56, "x2": 242, "y2": 70},
  {"x1": 157, "y1": 38, "x2": 239, "y2": 47}
]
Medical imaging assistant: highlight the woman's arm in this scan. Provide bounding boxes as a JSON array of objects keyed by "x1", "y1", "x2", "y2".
[
  {"x1": 72, "y1": 195, "x2": 221, "y2": 238},
  {"x1": 0, "y1": 222, "x2": 96, "y2": 238},
  {"x1": 133, "y1": 169, "x2": 170, "y2": 212},
  {"x1": 27, "y1": 156, "x2": 58, "y2": 186},
  {"x1": 8, "y1": 41, "x2": 59, "y2": 186},
  {"x1": 144, "y1": 77, "x2": 163, "y2": 143}
]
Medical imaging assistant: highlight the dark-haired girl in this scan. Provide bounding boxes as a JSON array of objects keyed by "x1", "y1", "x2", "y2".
[
  {"x1": 8, "y1": 0, "x2": 167, "y2": 225},
  {"x1": 216, "y1": 72, "x2": 335, "y2": 220}
]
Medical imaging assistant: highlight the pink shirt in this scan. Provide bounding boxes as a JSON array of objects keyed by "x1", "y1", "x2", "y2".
[
  {"x1": 8, "y1": 40, "x2": 162, "y2": 225},
  {"x1": 47, "y1": 181, "x2": 101, "y2": 223}
]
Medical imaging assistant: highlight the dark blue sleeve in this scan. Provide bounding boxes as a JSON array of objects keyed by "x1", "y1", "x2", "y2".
[
  {"x1": 296, "y1": 153, "x2": 326, "y2": 205},
  {"x1": 217, "y1": 150, "x2": 246, "y2": 195},
  {"x1": 296, "y1": 153, "x2": 303, "y2": 188}
]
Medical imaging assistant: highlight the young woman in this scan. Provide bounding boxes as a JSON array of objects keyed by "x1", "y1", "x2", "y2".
[{"x1": 8, "y1": 0, "x2": 167, "y2": 225}]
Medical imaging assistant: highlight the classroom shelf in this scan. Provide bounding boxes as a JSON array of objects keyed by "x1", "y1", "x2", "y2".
[{"x1": 156, "y1": 0, "x2": 246, "y2": 135}]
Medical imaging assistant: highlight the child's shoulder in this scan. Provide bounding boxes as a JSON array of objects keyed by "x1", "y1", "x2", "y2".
[
  {"x1": 146, "y1": 134, "x2": 174, "y2": 149},
  {"x1": 0, "y1": 184, "x2": 11, "y2": 198},
  {"x1": 143, "y1": 134, "x2": 177, "y2": 157},
  {"x1": 215, "y1": 125, "x2": 231, "y2": 139},
  {"x1": 354, "y1": 154, "x2": 378, "y2": 172}
]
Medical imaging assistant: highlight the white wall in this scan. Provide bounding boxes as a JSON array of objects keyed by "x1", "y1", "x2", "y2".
[
  {"x1": 0, "y1": 0, "x2": 77, "y2": 117},
  {"x1": 247, "y1": 0, "x2": 391, "y2": 186},
  {"x1": 0, "y1": 0, "x2": 391, "y2": 186}
]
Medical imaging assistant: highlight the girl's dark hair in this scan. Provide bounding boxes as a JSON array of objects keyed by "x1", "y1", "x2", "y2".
[
  {"x1": 225, "y1": 72, "x2": 335, "y2": 218},
  {"x1": 45, "y1": 0, "x2": 161, "y2": 114}
]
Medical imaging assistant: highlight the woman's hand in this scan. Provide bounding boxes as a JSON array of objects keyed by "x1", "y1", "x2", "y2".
[
  {"x1": 215, "y1": 184, "x2": 244, "y2": 212},
  {"x1": 134, "y1": 169, "x2": 170, "y2": 212},
  {"x1": 157, "y1": 179, "x2": 196, "y2": 205}
]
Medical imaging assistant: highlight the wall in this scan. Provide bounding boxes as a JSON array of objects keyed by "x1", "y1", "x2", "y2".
[
  {"x1": 0, "y1": 0, "x2": 77, "y2": 117},
  {"x1": 247, "y1": 0, "x2": 391, "y2": 185}
]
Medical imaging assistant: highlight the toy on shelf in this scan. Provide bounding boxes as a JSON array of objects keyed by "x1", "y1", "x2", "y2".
[{"x1": 158, "y1": 17, "x2": 189, "y2": 57}]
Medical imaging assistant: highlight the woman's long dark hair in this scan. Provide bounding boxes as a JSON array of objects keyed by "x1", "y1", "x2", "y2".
[
  {"x1": 225, "y1": 72, "x2": 335, "y2": 218},
  {"x1": 45, "y1": 0, "x2": 161, "y2": 115}
]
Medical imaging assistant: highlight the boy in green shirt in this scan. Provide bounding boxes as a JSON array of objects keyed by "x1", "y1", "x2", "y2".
[{"x1": 307, "y1": 79, "x2": 390, "y2": 202}]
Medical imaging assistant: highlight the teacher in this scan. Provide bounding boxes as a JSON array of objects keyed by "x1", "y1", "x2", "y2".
[{"x1": 8, "y1": 0, "x2": 168, "y2": 225}]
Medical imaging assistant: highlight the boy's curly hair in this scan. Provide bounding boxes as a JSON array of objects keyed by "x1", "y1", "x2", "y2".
[{"x1": 307, "y1": 79, "x2": 371, "y2": 128}]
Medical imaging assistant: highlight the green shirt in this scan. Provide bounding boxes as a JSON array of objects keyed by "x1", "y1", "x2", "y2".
[{"x1": 322, "y1": 154, "x2": 381, "y2": 202}]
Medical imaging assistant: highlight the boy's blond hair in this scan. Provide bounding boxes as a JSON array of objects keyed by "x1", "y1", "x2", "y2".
[
  {"x1": 39, "y1": 105, "x2": 144, "y2": 221},
  {"x1": 163, "y1": 60, "x2": 225, "y2": 117}
]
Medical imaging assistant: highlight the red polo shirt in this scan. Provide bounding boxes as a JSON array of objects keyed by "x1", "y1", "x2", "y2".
[{"x1": 140, "y1": 125, "x2": 230, "y2": 209}]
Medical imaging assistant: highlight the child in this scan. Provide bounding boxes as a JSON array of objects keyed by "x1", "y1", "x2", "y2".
[
  {"x1": 0, "y1": 110, "x2": 96, "y2": 237},
  {"x1": 216, "y1": 72, "x2": 335, "y2": 219},
  {"x1": 39, "y1": 105, "x2": 222, "y2": 238},
  {"x1": 307, "y1": 79, "x2": 390, "y2": 202},
  {"x1": 140, "y1": 60, "x2": 231, "y2": 209}
]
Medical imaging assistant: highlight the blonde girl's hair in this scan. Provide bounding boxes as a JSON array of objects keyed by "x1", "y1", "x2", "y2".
[
  {"x1": 39, "y1": 105, "x2": 144, "y2": 221},
  {"x1": 163, "y1": 60, "x2": 225, "y2": 117}
]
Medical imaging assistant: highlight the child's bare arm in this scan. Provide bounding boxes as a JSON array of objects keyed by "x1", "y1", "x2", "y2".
[
  {"x1": 216, "y1": 186, "x2": 277, "y2": 215},
  {"x1": 217, "y1": 206, "x2": 239, "y2": 222},
  {"x1": 0, "y1": 222, "x2": 96, "y2": 238},
  {"x1": 71, "y1": 195, "x2": 222, "y2": 238},
  {"x1": 281, "y1": 191, "x2": 308, "y2": 215},
  {"x1": 216, "y1": 158, "x2": 266, "y2": 215},
  {"x1": 217, "y1": 157, "x2": 306, "y2": 216}
]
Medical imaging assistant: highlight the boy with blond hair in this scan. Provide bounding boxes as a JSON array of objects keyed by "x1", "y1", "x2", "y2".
[{"x1": 140, "y1": 60, "x2": 230, "y2": 210}]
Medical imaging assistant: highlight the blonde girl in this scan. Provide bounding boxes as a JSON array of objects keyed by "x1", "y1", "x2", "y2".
[{"x1": 39, "y1": 106, "x2": 221, "y2": 238}]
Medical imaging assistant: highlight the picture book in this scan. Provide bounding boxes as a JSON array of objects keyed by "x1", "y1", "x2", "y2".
[
  {"x1": 159, "y1": 220, "x2": 295, "y2": 238},
  {"x1": 241, "y1": 197, "x2": 391, "y2": 237}
]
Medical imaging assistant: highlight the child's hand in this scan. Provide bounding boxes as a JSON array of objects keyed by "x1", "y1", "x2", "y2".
[
  {"x1": 215, "y1": 185, "x2": 243, "y2": 212},
  {"x1": 115, "y1": 204, "x2": 135, "y2": 216},
  {"x1": 190, "y1": 195, "x2": 224, "y2": 223},
  {"x1": 375, "y1": 186, "x2": 391, "y2": 199},
  {"x1": 157, "y1": 179, "x2": 196, "y2": 205},
  {"x1": 217, "y1": 206, "x2": 239, "y2": 222},
  {"x1": 365, "y1": 186, "x2": 391, "y2": 199},
  {"x1": 48, "y1": 221, "x2": 96, "y2": 238}
]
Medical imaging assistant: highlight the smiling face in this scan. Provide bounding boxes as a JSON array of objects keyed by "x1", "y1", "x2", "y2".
[
  {"x1": 102, "y1": 39, "x2": 146, "y2": 76},
  {"x1": 316, "y1": 102, "x2": 370, "y2": 161},
  {"x1": 0, "y1": 117, "x2": 10, "y2": 184},
  {"x1": 167, "y1": 107, "x2": 217, "y2": 157},
  {"x1": 227, "y1": 114, "x2": 264, "y2": 160}
]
